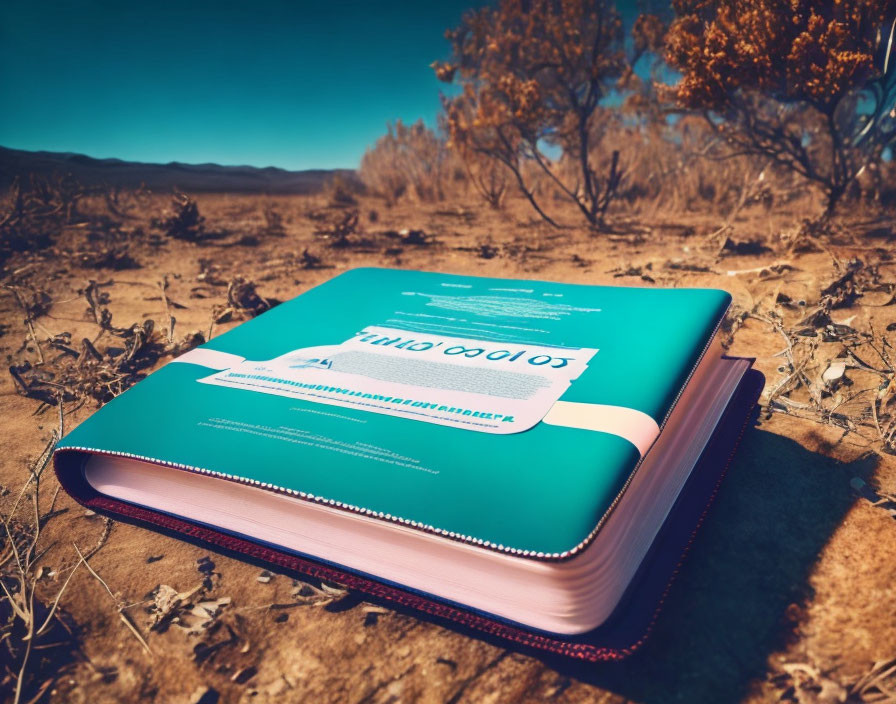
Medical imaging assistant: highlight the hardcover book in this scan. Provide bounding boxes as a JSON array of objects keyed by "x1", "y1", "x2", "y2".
[{"x1": 53, "y1": 267, "x2": 763, "y2": 660}]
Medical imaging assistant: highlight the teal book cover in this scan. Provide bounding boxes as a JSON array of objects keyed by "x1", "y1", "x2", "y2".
[{"x1": 56, "y1": 267, "x2": 731, "y2": 558}]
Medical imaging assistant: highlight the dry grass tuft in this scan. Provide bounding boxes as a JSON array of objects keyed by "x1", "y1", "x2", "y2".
[
  {"x1": 1, "y1": 412, "x2": 82, "y2": 704},
  {"x1": 7, "y1": 279, "x2": 204, "y2": 407}
]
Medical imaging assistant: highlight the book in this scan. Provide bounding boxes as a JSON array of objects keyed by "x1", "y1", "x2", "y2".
[{"x1": 53, "y1": 267, "x2": 763, "y2": 660}]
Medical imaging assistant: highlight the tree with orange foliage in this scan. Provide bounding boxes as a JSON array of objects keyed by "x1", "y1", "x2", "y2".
[
  {"x1": 666, "y1": 1, "x2": 896, "y2": 217},
  {"x1": 433, "y1": 0, "x2": 628, "y2": 228}
]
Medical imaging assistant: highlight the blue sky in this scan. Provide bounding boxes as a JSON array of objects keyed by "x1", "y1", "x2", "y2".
[
  {"x1": 0, "y1": 0, "x2": 480, "y2": 169},
  {"x1": 1, "y1": 1, "x2": 652, "y2": 170}
]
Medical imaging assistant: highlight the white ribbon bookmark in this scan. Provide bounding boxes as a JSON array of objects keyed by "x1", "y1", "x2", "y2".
[
  {"x1": 542, "y1": 401, "x2": 660, "y2": 456},
  {"x1": 171, "y1": 348, "x2": 246, "y2": 370}
]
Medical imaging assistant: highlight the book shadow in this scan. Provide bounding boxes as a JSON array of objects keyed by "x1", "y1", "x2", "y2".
[
  {"x1": 109, "y1": 421, "x2": 869, "y2": 703},
  {"x1": 529, "y1": 425, "x2": 874, "y2": 703}
]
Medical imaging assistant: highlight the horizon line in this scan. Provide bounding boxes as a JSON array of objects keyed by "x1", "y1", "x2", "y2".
[{"x1": 0, "y1": 143, "x2": 360, "y2": 174}]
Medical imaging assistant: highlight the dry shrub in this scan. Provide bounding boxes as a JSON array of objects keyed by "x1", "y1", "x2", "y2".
[
  {"x1": 102, "y1": 182, "x2": 151, "y2": 220},
  {"x1": 160, "y1": 192, "x2": 205, "y2": 241},
  {"x1": 72, "y1": 225, "x2": 142, "y2": 270},
  {"x1": 359, "y1": 120, "x2": 460, "y2": 205},
  {"x1": 224, "y1": 277, "x2": 277, "y2": 317},
  {"x1": 21, "y1": 172, "x2": 86, "y2": 224},
  {"x1": 437, "y1": 110, "x2": 508, "y2": 209},
  {"x1": 610, "y1": 116, "x2": 779, "y2": 215},
  {"x1": 7, "y1": 281, "x2": 204, "y2": 406},
  {"x1": 603, "y1": 110, "x2": 824, "y2": 216},
  {"x1": 0, "y1": 174, "x2": 87, "y2": 264},
  {"x1": 260, "y1": 203, "x2": 286, "y2": 237},
  {"x1": 849, "y1": 157, "x2": 896, "y2": 210},
  {"x1": 325, "y1": 173, "x2": 361, "y2": 208},
  {"x1": 314, "y1": 209, "x2": 362, "y2": 248},
  {"x1": 463, "y1": 153, "x2": 508, "y2": 209}
]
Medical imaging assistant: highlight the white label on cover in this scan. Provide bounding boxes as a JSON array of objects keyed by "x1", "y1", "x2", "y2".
[{"x1": 197, "y1": 326, "x2": 597, "y2": 434}]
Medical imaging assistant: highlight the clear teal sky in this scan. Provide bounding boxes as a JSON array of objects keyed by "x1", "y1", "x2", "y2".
[{"x1": 0, "y1": 1, "x2": 480, "y2": 170}]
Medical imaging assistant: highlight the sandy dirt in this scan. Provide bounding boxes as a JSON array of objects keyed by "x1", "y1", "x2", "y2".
[{"x1": 1, "y1": 189, "x2": 895, "y2": 703}]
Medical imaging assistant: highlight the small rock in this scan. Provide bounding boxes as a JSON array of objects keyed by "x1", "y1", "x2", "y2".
[
  {"x1": 189, "y1": 686, "x2": 219, "y2": 704},
  {"x1": 266, "y1": 678, "x2": 289, "y2": 696},
  {"x1": 386, "y1": 680, "x2": 404, "y2": 697},
  {"x1": 822, "y1": 361, "x2": 846, "y2": 386},
  {"x1": 231, "y1": 666, "x2": 257, "y2": 684}
]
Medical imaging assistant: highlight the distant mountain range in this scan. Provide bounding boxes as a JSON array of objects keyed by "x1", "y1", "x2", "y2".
[{"x1": 0, "y1": 146, "x2": 358, "y2": 194}]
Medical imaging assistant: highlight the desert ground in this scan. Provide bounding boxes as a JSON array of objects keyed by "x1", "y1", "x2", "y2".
[{"x1": 1, "y1": 180, "x2": 895, "y2": 703}]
